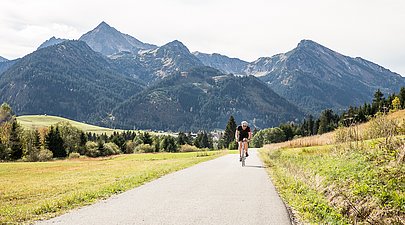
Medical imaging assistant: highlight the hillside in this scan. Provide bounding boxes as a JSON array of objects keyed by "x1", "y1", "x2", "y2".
[
  {"x1": 261, "y1": 110, "x2": 405, "y2": 224},
  {"x1": 17, "y1": 115, "x2": 125, "y2": 135},
  {"x1": 0, "y1": 40, "x2": 144, "y2": 126},
  {"x1": 112, "y1": 67, "x2": 303, "y2": 131},
  {"x1": 0, "y1": 59, "x2": 17, "y2": 75}
]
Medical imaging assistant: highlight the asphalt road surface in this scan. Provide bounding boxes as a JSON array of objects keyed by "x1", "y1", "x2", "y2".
[{"x1": 37, "y1": 149, "x2": 292, "y2": 225}]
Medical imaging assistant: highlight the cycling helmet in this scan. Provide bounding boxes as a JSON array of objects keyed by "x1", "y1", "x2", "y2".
[{"x1": 241, "y1": 121, "x2": 248, "y2": 126}]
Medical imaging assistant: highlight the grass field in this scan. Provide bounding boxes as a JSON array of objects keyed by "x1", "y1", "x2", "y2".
[
  {"x1": 0, "y1": 151, "x2": 225, "y2": 224},
  {"x1": 17, "y1": 115, "x2": 124, "y2": 135}
]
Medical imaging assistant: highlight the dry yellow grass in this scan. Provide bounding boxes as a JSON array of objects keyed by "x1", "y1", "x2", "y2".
[{"x1": 264, "y1": 109, "x2": 405, "y2": 150}]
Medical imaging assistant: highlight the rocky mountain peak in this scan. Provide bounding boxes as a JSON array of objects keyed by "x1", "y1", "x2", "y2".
[
  {"x1": 0, "y1": 56, "x2": 8, "y2": 62},
  {"x1": 161, "y1": 40, "x2": 190, "y2": 53},
  {"x1": 79, "y1": 21, "x2": 156, "y2": 56},
  {"x1": 37, "y1": 36, "x2": 68, "y2": 50}
]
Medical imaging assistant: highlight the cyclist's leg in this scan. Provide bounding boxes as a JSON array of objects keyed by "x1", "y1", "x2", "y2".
[
  {"x1": 238, "y1": 141, "x2": 242, "y2": 157},
  {"x1": 245, "y1": 141, "x2": 249, "y2": 156}
]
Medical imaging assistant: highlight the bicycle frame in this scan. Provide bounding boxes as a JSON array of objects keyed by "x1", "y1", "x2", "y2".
[{"x1": 241, "y1": 141, "x2": 247, "y2": 167}]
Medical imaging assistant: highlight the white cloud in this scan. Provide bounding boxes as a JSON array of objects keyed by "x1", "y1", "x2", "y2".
[{"x1": 0, "y1": 0, "x2": 404, "y2": 75}]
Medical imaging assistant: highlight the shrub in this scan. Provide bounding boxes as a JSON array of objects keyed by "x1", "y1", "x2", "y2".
[
  {"x1": 334, "y1": 126, "x2": 363, "y2": 143},
  {"x1": 365, "y1": 114, "x2": 399, "y2": 142},
  {"x1": 68, "y1": 152, "x2": 81, "y2": 159},
  {"x1": 124, "y1": 140, "x2": 136, "y2": 154},
  {"x1": 179, "y1": 144, "x2": 199, "y2": 152},
  {"x1": 251, "y1": 132, "x2": 264, "y2": 148},
  {"x1": 103, "y1": 142, "x2": 121, "y2": 155},
  {"x1": 135, "y1": 144, "x2": 154, "y2": 153},
  {"x1": 38, "y1": 147, "x2": 53, "y2": 161},
  {"x1": 228, "y1": 141, "x2": 238, "y2": 150},
  {"x1": 85, "y1": 141, "x2": 99, "y2": 157}
]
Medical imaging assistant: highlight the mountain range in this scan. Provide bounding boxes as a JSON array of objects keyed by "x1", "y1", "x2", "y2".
[
  {"x1": 0, "y1": 56, "x2": 8, "y2": 62},
  {"x1": 0, "y1": 21, "x2": 404, "y2": 131},
  {"x1": 112, "y1": 67, "x2": 302, "y2": 130},
  {"x1": 0, "y1": 41, "x2": 144, "y2": 125}
]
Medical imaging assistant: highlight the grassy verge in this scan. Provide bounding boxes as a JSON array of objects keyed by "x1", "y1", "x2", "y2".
[
  {"x1": 260, "y1": 139, "x2": 405, "y2": 224},
  {"x1": 0, "y1": 151, "x2": 224, "y2": 224}
]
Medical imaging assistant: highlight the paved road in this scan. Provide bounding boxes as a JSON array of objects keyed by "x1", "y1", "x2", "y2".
[{"x1": 37, "y1": 149, "x2": 291, "y2": 225}]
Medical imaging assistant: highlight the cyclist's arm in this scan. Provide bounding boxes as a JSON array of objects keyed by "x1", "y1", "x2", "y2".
[
  {"x1": 235, "y1": 130, "x2": 239, "y2": 142},
  {"x1": 248, "y1": 131, "x2": 252, "y2": 141}
]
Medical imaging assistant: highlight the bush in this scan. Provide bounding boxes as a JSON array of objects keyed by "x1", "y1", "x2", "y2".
[
  {"x1": 251, "y1": 132, "x2": 264, "y2": 148},
  {"x1": 85, "y1": 141, "x2": 99, "y2": 157},
  {"x1": 24, "y1": 147, "x2": 40, "y2": 162},
  {"x1": 263, "y1": 127, "x2": 286, "y2": 144},
  {"x1": 228, "y1": 141, "x2": 238, "y2": 150},
  {"x1": 365, "y1": 115, "x2": 399, "y2": 141},
  {"x1": 38, "y1": 147, "x2": 53, "y2": 161},
  {"x1": 334, "y1": 127, "x2": 356, "y2": 143},
  {"x1": 68, "y1": 152, "x2": 81, "y2": 159},
  {"x1": 124, "y1": 140, "x2": 136, "y2": 154},
  {"x1": 135, "y1": 144, "x2": 154, "y2": 153},
  {"x1": 179, "y1": 144, "x2": 200, "y2": 152},
  {"x1": 103, "y1": 142, "x2": 121, "y2": 155}
]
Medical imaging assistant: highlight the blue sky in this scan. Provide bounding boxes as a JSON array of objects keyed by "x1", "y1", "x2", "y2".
[{"x1": 1, "y1": 0, "x2": 404, "y2": 75}]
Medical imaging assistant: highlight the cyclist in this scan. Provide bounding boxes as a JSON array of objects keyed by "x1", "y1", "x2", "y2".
[{"x1": 235, "y1": 121, "x2": 252, "y2": 162}]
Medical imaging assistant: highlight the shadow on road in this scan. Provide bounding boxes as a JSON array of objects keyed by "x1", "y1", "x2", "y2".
[{"x1": 244, "y1": 165, "x2": 267, "y2": 169}]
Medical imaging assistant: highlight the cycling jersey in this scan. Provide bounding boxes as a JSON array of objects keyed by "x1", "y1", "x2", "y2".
[{"x1": 237, "y1": 125, "x2": 251, "y2": 141}]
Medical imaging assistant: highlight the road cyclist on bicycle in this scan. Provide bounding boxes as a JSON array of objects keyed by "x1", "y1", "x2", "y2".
[{"x1": 235, "y1": 121, "x2": 252, "y2": 162}]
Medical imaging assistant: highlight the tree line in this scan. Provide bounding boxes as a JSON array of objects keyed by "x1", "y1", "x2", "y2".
[
  {"x1": 0, "y1": 103, "x2": 215, "y2": 162},
  {"x1": 248, "y1": 88, "x2": 405, "y2": 147}
]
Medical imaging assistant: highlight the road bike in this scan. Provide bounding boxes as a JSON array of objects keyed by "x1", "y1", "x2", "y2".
[{"x1": 240, "y1": 139, "x2": 248, "y2": 167}]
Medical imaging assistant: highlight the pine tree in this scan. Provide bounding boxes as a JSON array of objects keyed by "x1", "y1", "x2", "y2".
[
  {"x1": 194, "y1": 132, "x2": 203, "y2": 148},
  {"x1": 399, "y1": 87, "x2": 405, "y2": 108},
  {"x1": 201, "y1": 132, "x2": 209, "y2": 148},
  {"x1": 0, "y1": 140, "x2": 7, "y2": 160},
  {"x1": 313, "y1": 119, "x2": 320, "y2": 135},
  {"x1": 34, "y1": 129, "x2": 41, "y2": 149},
  {"x1": 97, "y1": 139, "x2": 105, "y2": 156},
  {"x1": 9, "y1": 121, "x2": 22, "y2": 160},
  {"x1": 372, "y1": 89, "x2": 384, "y2": 112},
  {"x1": 46, "y1": 126, "x2": 66, "y2": 158},
  {"x1": 177, "y1": 132, "x2": 188, "y2": 145},
  {"x1": 79, "y1": 132, "x2": 87, "y2": 147},
  {"x1": 141, "y1": 132, "x2": 153, "y2": 145},
  {"x1": 318, "y1": 109, "x2": 338, "y2": 134},
  {"x1": 223, "y1": 116, "x2": 237, "y2": 149}
]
